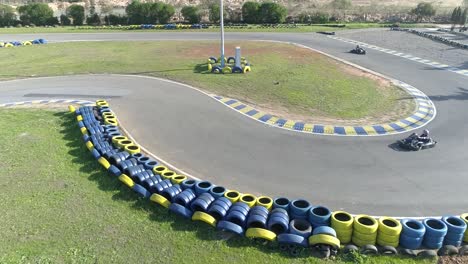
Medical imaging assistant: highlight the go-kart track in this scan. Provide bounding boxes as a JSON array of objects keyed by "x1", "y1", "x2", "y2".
[{"x1": 1, "y1": 31, "x2": 467, "y2": 217}]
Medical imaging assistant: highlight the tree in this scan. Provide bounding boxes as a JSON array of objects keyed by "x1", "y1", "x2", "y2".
[
  {"x1": 460, "y1": 8, "x2": 467, "y2": 28},
  {"x1": 258, "y1": 2, "x2": 287, "y2": 24},
  {"x1": 157, "y1": 3, "x2": 175, "y2": 24},
  {"x1": 209, "y1": 3, "x2": 220, "y2": 23},
  {"x1": 86, "y1": 13, "x2": 101, "y2": 25},
  {"x1": 67, "y1": 5, "x2": 85, "y2": 26},
  {"x1": 60, "y1": 14, "x2": 71, "y2": 26},
  {"x1": 0, "y1": 4, "x2": 16, "y2": 27},
  {"x1": 410, "y1": 2, "x2": 436, "y2": 22},
  {"x1": 451, "y1": 7, "x2": 462, "y2": 30},
  {"x1": 126, "y1": 1, "x2": 144, "y2": 24},
  {"x1": 17, "y1": 3, "x2": 54, "y2": 26},
  {"x1": 242, "y1": 2, "x2": 260, "y2": 24},
  {"x1": 181, "y1": 6, "x2": 200, "y2": 24}
]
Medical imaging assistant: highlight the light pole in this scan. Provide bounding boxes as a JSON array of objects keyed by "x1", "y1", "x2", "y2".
[{"x1": 220, "y1": 0, "x2": 225, "y2": 68}]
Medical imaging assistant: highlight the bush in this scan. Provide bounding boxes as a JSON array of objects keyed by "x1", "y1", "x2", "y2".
[
  {"x1": 67, "y1": 5, "x2": 85, "y2": 26},
  {"x1": 17, "y1": 3, "x2": 53, "y2": 26},
  {"x1": 242, "y1": 2, "x2": 260, "y2": 24},
  {"x1": 126, "y1": 1, "x2": 175, "y2": 24},
  {"x1": 181, "y1": 6, "x2": 201, "y2": 24},
  {"x1": 46, "y1": 16, "x2": 59, "y2": 26},
  {"x1": 105, "y1": 14, "x2": 128, "y2": 25},
  {"x1": 60, "y1": 14, "x2": 71, "y2": 26},
  {"x1": 86, "y1": 13, "x2": 101, "y2": 26},
  {"x1": 258, "y1": 2, "x2": 287, "y2": 24}
]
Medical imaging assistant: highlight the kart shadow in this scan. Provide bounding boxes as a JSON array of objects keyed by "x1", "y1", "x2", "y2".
[{"x1": 388, "y1": 142, "x2": 414, "y2": 152}]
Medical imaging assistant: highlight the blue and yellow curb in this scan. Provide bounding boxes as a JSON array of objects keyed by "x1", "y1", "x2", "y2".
[
  {"x1": 0, "y1": 99, "x2": 94, "y2": 108},
  {"x1": 212, "y1": 80, "x2": 435, "y2": 136}
]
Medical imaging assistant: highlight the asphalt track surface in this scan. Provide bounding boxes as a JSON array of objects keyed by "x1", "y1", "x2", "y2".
[{"x1": 1, "y1": 32, "x2": 467, "y2": 217}]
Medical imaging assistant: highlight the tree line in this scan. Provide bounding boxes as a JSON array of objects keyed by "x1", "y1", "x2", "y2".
[{"x1": 0, "y1": 1, "x2": 466, "y2": 27}]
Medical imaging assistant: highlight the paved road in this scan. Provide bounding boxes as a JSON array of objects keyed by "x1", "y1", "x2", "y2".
[{"x1": 1, "y1": 32, "x2": 467, "y2": 216}]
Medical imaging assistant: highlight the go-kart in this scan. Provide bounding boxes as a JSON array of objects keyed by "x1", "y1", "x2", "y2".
[
  {"x1": 398, "y1": 133, "x2": 437, "y2": 151},
  {"x1": 350, "y1": 47, "x2": 366, "y2": 55}
]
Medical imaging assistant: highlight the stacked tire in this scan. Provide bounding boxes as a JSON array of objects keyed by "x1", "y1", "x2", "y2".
[
  {"x1": 422, "y1": 218, "x2": 447, "y2": 249},
  {"x1": 442, "y1": 216, "x2": 467, "y2": 247},
  {"x1": 461, "y1": 213, "x2": 468, "y2": 243},
  {"x1": 400, "y1": 219, "x2": 426, "y2": 249},
  {"x1": 331, "y1": 211, "x2": 353, "y2": 243},
  {"x1": 352, "y1": 215, "x2": 378, "y2": 246},
  {"x1": 377, "y1": 217, "x2": 402, "y2": 247}
]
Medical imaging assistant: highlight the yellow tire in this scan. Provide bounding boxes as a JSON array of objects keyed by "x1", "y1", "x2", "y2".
[
  {"x1": 224, "y1": 190, "x2": 241, "y2": 203},
  {"x1": 337, "y1": 233, "x2": 352, "y2": 244},
  {"x1": 256, "y1": 196, "x2": 273, "y2": 210},
  {"x1": 222, "y1": 67, "x2": 232, "y2": 74},
  {"x1": 354, "y1": 215, "x2": 378, "y2": 234},
  {"x1": 377, "y1": 234, "x2": 399, "y2": 247},
  {"x1": 150, "y1": 193, "x2": 171, "y2": 208},
  {"x1": 153, "y1": 165, "x2": 169, "y2": 176},
  {"x1": 98, "y1": 157, "x2": 111, "y2": 169},
  {"x1": 96, "y1": 99, "x2": 107, "y2": 104},
  {"x1": 377, "y1": 231, "x2": 399, "y2": 242},
  {"x1": 80, "y1": 127, "x2": 88, "y2": 135},
  {"x1": 112, "y1": 136, "x2": 127, "y2": 145},
  {"x1": 102, "y1": 113, "x2": 115, "y2": 119},
  {"x1": 461, "y1": 213, "x2": 468, "y2": 225},
  {"x1": 192, "y1": 211, "x2": 217, "y2": 227},
  {"x1": 352, "y1": 235, "x2": 376, "y2": 247},
  {"x1": 85, "y1": 141, "x2": 94, "y2": 151},
  {"x1": 76, "y1": 115, "x2": 83, "y2": 122},
  {"x1": 22, "y1": 41, "x2": 32, "y2": 46},
  {"x1": 243, "y1": 66, "x2": 251, "y2": 73},
  {"x1": 331, "y1": 211, "x2": 353, "y2": 230},
  {"x1": 309, "y1": 234, "x2": 341, "y2": 248},
  {"x1": 353, "y1": 229, "x2": 377, "y2": 241},
  {"x1": 240, "y1": 193, "x2": 257, "y2": 208},
  {"x1": 245, "y1": 228, "x2": 277, "y2": 242},
  {"x1": 124, "y1": 144, "x2": 141, "y2": 155},
  {"x1": 116, "y1": 139, "x2": 133, "y2": 148},
  {"x1": 207, "y1": 63, "x2": 212, "y2": 71},
  {"x1": 171, "y1": 175, "x2": 187, "y2": 184},
  {"x1": 118, "y1": 174, "x2": 134, "y2": 188},
  {"x1": 5, "y1": 43, "x2": 13, "y2": 48},
  {"x1": 378, "y1": 217, "x2": 402, "y2": 236},
  {"x1": 68, "y1": 105, "x2": 76, "y2": 113},
  {"x1": 464, "y1": 233, "x2": 468, "y2": 243},
  {"x1": 104, "y1": 118, "x2": 118, "y2": 126},
  {"x1": 161, "y1": 170, "x2": 176, "y2": 180}
]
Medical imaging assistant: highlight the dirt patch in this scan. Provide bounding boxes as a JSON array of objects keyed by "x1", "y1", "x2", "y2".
[{"x1": 438, "y1": 256, "x2": 468, "y2": 264}]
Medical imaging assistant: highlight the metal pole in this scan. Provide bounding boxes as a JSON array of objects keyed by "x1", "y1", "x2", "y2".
[{"x1": 220, "y1": 0, "x2": 225, "y2": 68}]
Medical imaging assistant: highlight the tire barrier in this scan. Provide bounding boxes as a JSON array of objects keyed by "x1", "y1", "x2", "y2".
[
  {"x1": 331, "y1": 211, "x2": 353, "y2": 244},
  {"x1": 400, "y1": 219, "x2": 425, "y2": 249},
  {"x1": 392, "y1": 28, "x2": 468, "y2": 50},
  {"x1": 309, "y1": 206, "x2": 332, "y2": 228},
  {"x1": 377, "y1": 217, "x2": 402, "y2": 247},
  {"x1": 290, "y1": 199, "x2": 311, "y2": 220},
  {"x1": 462, "y1": 213, "x2": 468, "y2": 242},
  {"x1": 0, "y1": 39, "x2": 46, "y2": 48},
  {"x1": 267, "y1": 208, "x2": 289, "y2": 235},
  {"x1": 422, "y1": 218, "x2": 447, "y2": 249},
  {"x1": 70, "y1": 101, "x2": 468, "y2": 261},
  {"x1": 205, "y1": 56, "x2": 252, "y2": 74},
  {"x1": 442, "y1": 216, "x2": 466, "y2": 247},
  {"x1": 352, "y1": 215, "x2": 378, "y2": 247}
]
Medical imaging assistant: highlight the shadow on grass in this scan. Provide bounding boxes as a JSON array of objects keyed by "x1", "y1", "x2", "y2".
[{"x1": 193, "y1": 63, "x2": 210, "y2": 74}]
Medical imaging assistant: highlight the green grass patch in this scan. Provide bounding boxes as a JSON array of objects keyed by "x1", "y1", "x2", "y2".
[
  {"x1": 0, "y1": 109, "x2": 436, "y2": 263},
  {"x1": 0, "y1": 41, "x2": 412, "y2": 121}
]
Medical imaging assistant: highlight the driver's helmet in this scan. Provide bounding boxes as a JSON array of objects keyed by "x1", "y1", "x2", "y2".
[
  {"x1": 356, "y1": 45, "x2": 360, "y2": 49},
  {"x1": 422, "y1": 129, "x2": 429, "y2": 136}
]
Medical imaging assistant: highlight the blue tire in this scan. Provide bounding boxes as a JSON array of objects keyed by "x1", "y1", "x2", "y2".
[
  {"x1": 173, "y1": 188, "x2": 196, "y2": 207},
  {"x1": 144, "y1": 160, "x2": 159, "y2": 170},
  {"x1": 161, "y1": 185, "x2": 182, "y2": 201},
  {"x1": 400, "y1": 233, "x2": 423, "y2": 249},
  {"x1": 118, "y1": 158, "x2": 138, "y2": 171},
  {"x1": 143, "y1": 175, "x2": 162, "y2": 193},
  {"x1": 169, "y1": 203, "x2": 193, "y2": 219},
  {"x1": 290, "y1": 199, "x2": 311, "y2": 220},
  {"x1": 232, "y1": 66, "x2": 243, "y2": 73},
  {"x1": 309, "y1": 206, "x2": 331, "y2": 227},
  {"x1": 125, "y1": 164, "x2": 145, "y2": 177},
  {"x1": 246, "y1": 213, "x2": 268, "y2": 229},
  {"x1": 226, "y1": 209, "x2": 248, "y2": 228},
  {"x1": 401, "y1": 219, "x2": 426, "y2": 238},
  {"x1": 181, "y1": 179, "x2": 198, "y2": 190},
  {"x1": 82, "y1": 134, "x2": 90, "y2": 142},
  {"x1": 289, "y1": 219, "x2": 312, "y2": 238},
  {"x1": 209, "y1": 57, "x2": 217, "y2": 63},
  {"x1": 423, "y1": 219, "x2": 448, "y2": 238},
  {"x1": 208, "y1": 197, "x2": 232, "y2": 220},
  {"x1": 109, "y1": 151, "x2": 130, "y2": 165},
  {"x1": 423, "y1": 239, "x2": 443, "y2": 249},
  {"x1": 102, "y1": 149, "x2": 118, "y2": 159},
  {"x1": 137, "y1": 156, "x2": 151, "y2": 164},
  {"x1": 443, "y1": 237, "x2": 462, "y2": 247},
  {"x1": 227, "y1": 57, "x2": 235, "y2": 63},
  {"x1": 134, "y1": 170, "x2": 154, "y2": 184},
  {"x1": 277, "y1": 233, "x2": 308, "y2": 247},
  {"x1": 131, "y1": 153, "x2": 144, "y2": 159},
  {"x1": 108, "y1": 165, "x2": 122, "y2": 177},
  {"x1": 229, "y1": 202, "x2": 251, "y2": 215},
  {"x1": 154, "y1": 179, "x2": 173, "y2": 194},
  {"x1": 132, "y1": 184, "x2": 151, "y2": 199},
  {"x1": 267, "y1": 213, "x2": 289, "y2": 234},
  {"x1": 313, "y1": 226, "x2": 337, "y2": 237},
  {"x1": 442, "y1": 216, "x2": 467, "y2": 235},
  {"x1": 190, "y1": 193, "x2": 215, "y2": 212},
  {"x1": 209, "y1": 186, "x2": 226, "y2": 198},
  {"x1": 195, "y1": 181, "x2": 213, "y2": 195},
  {"x1": 444, "y1": 232, "x2": 464, "y2": 241},
  {"x1": 217, "y1": 220, "x2": 244, "y2": 236},
  {"x1": 273, "y1": 197, "x2": 290, "y2": 211},
  {"x1": 91, "y1": 148, "x2": 101, "y2": 159},
  {"x1": 78, "y1": 121, "x2": 84, "y2": 128}
]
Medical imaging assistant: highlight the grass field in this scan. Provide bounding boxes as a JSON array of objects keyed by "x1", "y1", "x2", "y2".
[
  {"x1": 0, "y1": 108, "x2": 437, "y2": 264},
  {"x1": 0, "y1": 23, "x2": 434, "y2": 34},
  {"x1": 0, "y1": 41, "x2": 413, "y2": 122}
]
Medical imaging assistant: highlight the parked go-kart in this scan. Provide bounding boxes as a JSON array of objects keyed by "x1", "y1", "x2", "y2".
[
  {"x1": 398, "y1": 133, "x2": 437, "y2": 151},
  {"x1": 350, "y1": 47, "x2": 366, "y2": 55}
]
